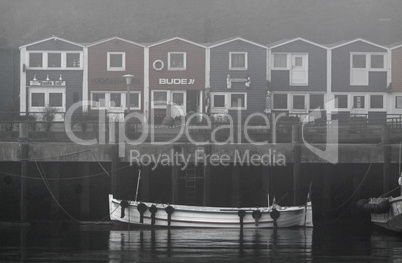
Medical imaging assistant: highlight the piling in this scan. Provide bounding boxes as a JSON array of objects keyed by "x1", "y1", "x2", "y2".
[
  {"x1": 19, "y1": 123, "x2": 29, "y2": 223},
  {"x1": 382, "y1": 125, "x2": 390, "y2": 194},
  {"x1": 203, "y1": 145, "x2": 211, "y2": 206},
  {"x1": 292, "y1": 124, "x2": 301, "y2": 206}
]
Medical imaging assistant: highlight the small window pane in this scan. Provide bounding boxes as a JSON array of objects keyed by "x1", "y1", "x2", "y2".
[
  {"x1": 371, "y1": 55, "x2": 384, "y2": 69},
  {"x1": 352, "y1": 54, "x2": 366, "y2": 68},
  {"x1": 48, "y1": 53, "x2": 61, "y2": 67},
  {"x1": 310, "y1": 94, "x2": 324, "y2": 109},
  {"x1": 154, "y1": 91, "x2": 167, "y2": 106},
  {"x1": 49, "y1": 93, "x2": 62, "y2": 107},
  {"x1": 110, "y1": 94, "x2": 121, "y2": 107},
  {"x1": 353, "y1": 96, "x2": 365, "y2": 109},
  {"x1": 67, "y1": 53, "x2": 80, "y2": 67},
  {"x1": 32, "y1": 93, "x2": 45, "y2": 107},
  {"x1": 29, "y1": 53, "x2": 43, "y2": 67},
  {"x1": 172, "y1": 93, "x2": 184, "y2": 106},
  {"x1": 213, "y1": 95, "x2": 225, "y2": 108},
  {"x1": 370, "y1": 95, "x2": 383, "y2": 108},
  {"x1": 231, "y1": 53, "x2": 246, "y2": 69},
  {"x1": 93, "y1": 93, "x2": 106, "y2": 107},
  {"x1": 295, "y1": 57, "x2": 303, "y2": 67},
  {"x1": 293, "y1": 95, "x2": 305, "y2": 110},
  {"x1": 396, "y1": 97, "x2": 402, "y2": 109},
  {"x1": 335, "y1": 95, "x2": 348, "y2": 108},
  {"x1": 129, "y1": 93, "x2": 139, "y2": 108},
  {"x1": 274, "y1": 54, "x2": 287, "y2": 68},
  {"x1": 109, "y1": 54, "x2": 123, "y2": 68},
  {"x1": 231, "y1": 94, "x2": 245, "y2": 108},
  {"x1": 170, "y1": 53, "x2": 184, "y2": 68},
  {"x1": 273, "y1": 94, "x2": 287, "y2": 109}
]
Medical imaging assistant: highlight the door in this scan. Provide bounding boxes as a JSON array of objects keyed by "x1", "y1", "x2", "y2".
[
  {"x1": 290, "y1": 54, "x2": 308, "y2": 85},
  {"x1": 171, "y1": 91, "x2": 186, "y2": 117}
]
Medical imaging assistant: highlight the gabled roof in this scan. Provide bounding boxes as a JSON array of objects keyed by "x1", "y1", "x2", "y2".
[
  {"x1": 329, "y1": 38, "x2": 388, "y2": 50},
  {"x1": 268, "y1": 37, "x2": 328, "y2": 50},
  {"x1": 147, "y1": 37, "x2": 206, "y2": 49},
  {"x1": 19, "y1": 36, "x2": 84, "y2": 49},
  {"x1": 389, "y1": 41, "x2": 402, "y2": 50},
  {"x1": 208, "y1": 37, "x2": 267, "y2": 49},
  {"x1": 86, "y1": 37, "x2": 145, "y2": 48}
]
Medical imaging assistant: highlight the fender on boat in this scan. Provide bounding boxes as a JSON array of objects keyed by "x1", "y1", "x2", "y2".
[
  {"x1": 137, "y1": 203, "x2": 147, "y2": 223},
  {"x1": 252, "y1": 210, "x2": 262, "y2": 226},
  {"x1": 149, "y1": 205, "x2": 157, "y2": 225},
  {"x1": 120, "y1": 200, "x2": 129, "y2": 218},
  {"x1": 165, "y1": 205, "x2": 175, "y2": 226}
]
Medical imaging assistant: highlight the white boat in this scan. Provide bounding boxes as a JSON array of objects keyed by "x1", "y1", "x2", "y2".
[{"x1": 109, "y1": 194, "x2": 305, "y2": 228}]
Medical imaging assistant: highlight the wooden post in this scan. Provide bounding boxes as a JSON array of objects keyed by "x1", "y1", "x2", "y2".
[
  {"x1": 203, "y1": 145, "x2": 211, "y2": 206},
  {"x1": 50, "y1": 163, "x2": 60, "y2": 220},
  {"x1": 80, "y1": 163, "x2": 90, "y2": 221},
  {"x1": 231, "y1": 165, "x2": 240, "y2": 207},
  {"x1": 292, "y1": 124, "x2": 301, "y2": 206},
  {"x1": 171, "y1": 145, "x2": 180, "y2": 203},
  {"x1": 382, "y1": 125, "x2": 390, "y2": 194},
  {"x1": 111, "y1": 144, "x2": 120, "y2": 199},
  {"x1": 140, "y1": 165, "x2": 150, "y2": 201},
  {"x1": 19, "y1": 123, "x2": 29, "y2": 223}
]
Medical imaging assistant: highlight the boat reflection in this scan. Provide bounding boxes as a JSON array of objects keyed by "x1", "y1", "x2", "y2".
[{"x1": 108, "y1": 227, "x2": 313, "y2": 262}]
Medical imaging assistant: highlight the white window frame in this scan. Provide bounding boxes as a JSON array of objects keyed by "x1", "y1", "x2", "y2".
[
  {"x1": 211, "y1": 93, "x2": 227, "y2": 111},
  {"x1": 27, "y1": 51, "x2": 83, "y2": 70},
  {"x1": 29, "y1": 87, "x2": 66, "y2": 112},
  {"x1": 108, "y1": 92, "x2": 124, "y2": 110},
  {"x1": 352, "y1": 95, "x2": 366, "y2": 110},
  {"x1": 271, "y1": 53, "x2": 290, "y2": 70},
  {"x1": 228, "y1": 93, "x2": 247, "y2": 110},
  {"x1": 291, "y1": 94, "x2": 307, "y2": 112},
  {"x1": 309, "y1": 93, "x2": 325, "y2": 110},
  {"x1": 91, "y1": 92, "x2": 107, "y2": 109},
  {"x1": 369, "y1": 94, "x2": 384, "y2": 110},
  {"x1": 272, "y1": 93, "x2": 289, "y2": 110},
  {"x1": 334, "y1": 94, "x2": 349, "y2": 110},
  {"x1": 229, "y1": 52, "x2": 248, "y2": 70},
  {"x1": 395, "y1": 96, "x2": 402, "y2": 110},
  {"x1": 168, "y1": 52, "x2": 186, "y2": 70},
  {"x1": 128, "y1": 91, "x2": 141, "y2": 110},
  {"x1": 107, "y1": 52, "x2": 126, "y2": 71},
  {"x1": 151, "y1": 90, "x2": 169, "y2": 109},
  {"x1": 350, "y1": 52, "x2": 387, "y2": 86}
]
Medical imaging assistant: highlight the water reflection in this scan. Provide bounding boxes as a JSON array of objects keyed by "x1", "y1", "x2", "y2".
[
  {"x1": 108, "y1": 227, "x2": 313, "y2": 262},
  {"x1": 2, "y1": 224, "x2": 402, "y2": 262}
]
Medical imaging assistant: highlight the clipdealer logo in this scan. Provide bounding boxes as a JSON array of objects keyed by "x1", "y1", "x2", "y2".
[{"x1": 64, "y1": 99, "x2": 338, "y2": 168}]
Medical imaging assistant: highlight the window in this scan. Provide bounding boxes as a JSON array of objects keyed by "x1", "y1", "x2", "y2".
[
  {"x1": 212, "y1": 94, "x2": 225, "y2": 108},
  {"x1": 66, "y1": 53, "x2": 80, "y2": 68},
  {"x1": 230, "y1": 94, "x2": 246, "y2": 109},
  {"x1": 31, "y1": 93, "x2": 45, "y2": 107},
  {"x1": 168, "y1": 52, "x2": 186, "y2": 70},
  {"x1": 48, "y1": 53, "x2": 61, "y2": 68},
  {"x1": 109, "y1": 93, "x2": 122, "y2": 108},
  {"x1": 29, "y1": 53, "x2": 43, "y2": 68},
  {"x1": 29, "y1": 88, "x2": 65, "y2": 111},
  {"x1": 371, "y1": 54, "x2": 384, "y2": 69},
  {"x1": 335, "y1": 95, "x2": 348, "y2": 109},
  {"x1": 92, "y1": 93, "x2": 106, "y2": 108},
  {"x1": 310, "y1": 94, "x2": 324, "y2": 110},
  {"x1": 396, "y1": 96, "x2": 402, "y2": 109},
  {"x1": 353, "y1": 96, "x2": 365, "y2": 109},
  {"x1": 129, "y1": 92, "x2": 140, "y2": 109},
  {"x1": 370, "y1": 95, "x2": 383, "y2": 109},
  {"x1": 27, "y1": 52, "x2": 83, "y2": 69},
  {"x1": 107, "y1": 52, "x2": 125, "y2": 71},
  {"x1": 49, "y1": 93, "x2": 62, "y2": 107},
  {"x1": 292, "y1": 95, "x2": 306, "y2": 110},
  {"x1": 152, "y1": 91, "x2": 168, "y2": 108},
  {"x1": 352, "y1": 54, "x2": 366, "y2": 68},
  {"x1": 273, "y1": 94, "x2": 288, "y2": 110},
  {"x1": 230, "y1": 52, "x2": 247, "y2": 70},
  {"x1": 172, "y1": 93, "x2": 184, "y2": 106},
  {"x1": 273, "y1": 54, "x2": 288, "y2": 69}
]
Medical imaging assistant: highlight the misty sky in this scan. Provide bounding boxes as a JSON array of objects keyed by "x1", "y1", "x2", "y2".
[{"x1": 0, "y1": 0, "x2": 401, "y2": 48}]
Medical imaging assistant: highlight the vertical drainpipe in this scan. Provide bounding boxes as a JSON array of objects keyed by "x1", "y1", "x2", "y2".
[
  {"x1": 20, "y1": 46, "x2": 27, "y2": 114},
  {"x1": 387, "y1": 48, "x2": 392, "y2": 114},
  {"x1": 326, "y1": 47, "x2": 332, "y2": 121},
  {"x1": 144, "y1": 46, "x2": 150, "y2": 122},
  {"x1": 82, "y1": 45, "x2": 89, "y2": 112}
]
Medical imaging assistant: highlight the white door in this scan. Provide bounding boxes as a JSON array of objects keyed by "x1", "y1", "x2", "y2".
[
  {"x1": 171, "y1": 91, "x2": 186, "y2": 117},
  {"x1": 290, "y1": 54, "x2": 308, "y2": 85}
]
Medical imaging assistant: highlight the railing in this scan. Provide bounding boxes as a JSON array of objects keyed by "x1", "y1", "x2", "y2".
[{"x1": 1, "y1": 111, "x2": 402, "y2": 144}]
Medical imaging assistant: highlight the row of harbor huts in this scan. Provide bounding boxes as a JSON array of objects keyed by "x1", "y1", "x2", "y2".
[{"x1": 3, "y1": 36, "x2": 402, "y2": 123}]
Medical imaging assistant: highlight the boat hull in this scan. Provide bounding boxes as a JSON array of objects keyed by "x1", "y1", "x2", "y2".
[
  {"x1": 370, "y1": 196, "x2": 402, "y2": 233},
  {"x1": 109, "y1": 195, "x2": 305, "y2": 229}
]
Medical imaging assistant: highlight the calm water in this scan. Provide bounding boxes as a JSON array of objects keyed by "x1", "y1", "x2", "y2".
[{"x1": 1, "y1": 223, "x2": 402, "y2": 262}]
